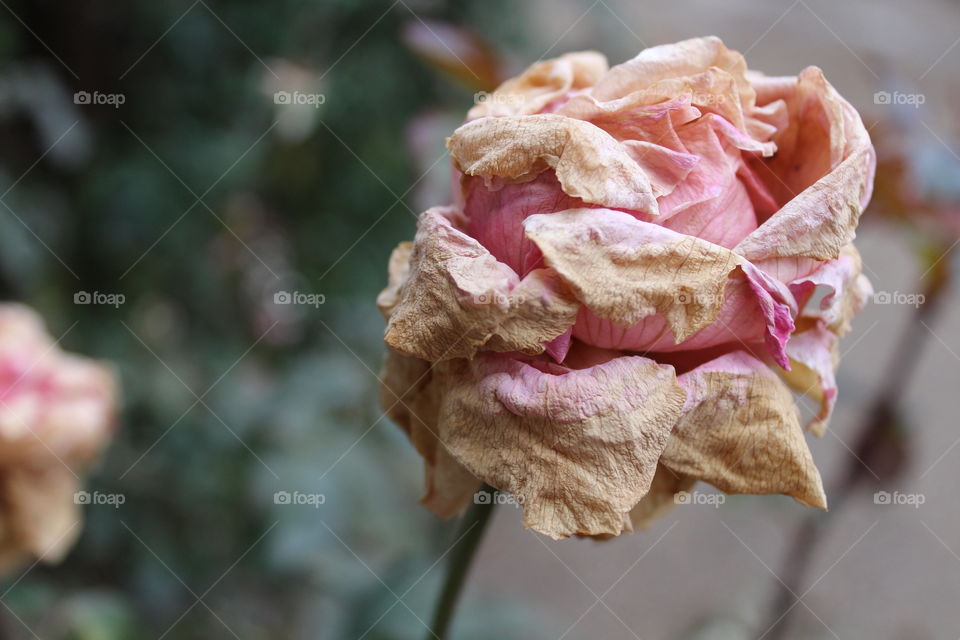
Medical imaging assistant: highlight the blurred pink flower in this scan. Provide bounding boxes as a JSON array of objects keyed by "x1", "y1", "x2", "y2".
[
  {"x1": 380, "y1": 37, "x2": 874, "y2": 539},
  {"x1": 0, "y1": 304, "x2": 118, "y2": 569}
]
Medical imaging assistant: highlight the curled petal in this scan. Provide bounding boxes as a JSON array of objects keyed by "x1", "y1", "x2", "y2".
[
  {"x1": 376, "y1": 241, "x2": 413, "y2": 320},
  {"x1": 737, "y1": 67, "x2": 876, "y2": 264},
  {"x1": 789, "y1": 244, "x2": 872, "y2": 336},
  {"x1": 589, "y1": 36, "x2": 755, "y2": 108},
  {"x1": 626, "y1": 465, "x2": 696, "y2": 531},
  {"x1": 780, "y1": 324, "x2": 838, "y2": 436},
  {"x1": 380, "y1": 349, "x2": 481, "y2": 518},
  {"x1": 436, "y1": 353, "x2": 686, "y2": 538},
  {"x1": 384, "y1": 207, "x2": 579, "y2": 361},
  {"x1": 661, "y1": 351, "x2": 826, "y2": 508},
  {"x1": 448, "y1": 114, "x2": 661, "y2": 213},
  {"x1": 466, "y1": 51, "x2": 608, "y2": 120},
  {"x1": 524, "y1": 208, "x2": 795, "y2": 366}
]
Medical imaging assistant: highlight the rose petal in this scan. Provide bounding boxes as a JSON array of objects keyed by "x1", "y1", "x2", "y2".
[
  {"x1": 736, "y1": 67, "x2": 876, "y2": 264},
  {"x1": 376, "y1": 241, "x2": 414, "y2": 320},
  {"x1": 448, "y1": 114, "x2": 661, "y2": 214},
  {"x1": 780, "y1": 324, "x2": 838, "y2": 436},
  {"x1": 626, "y1": 464, "x2": 696, "y2": 531},
  {"x1": 379, "y1": 348, "x2": 481, "y2": 518},
  {"x1": 524, "y1": 208, "x2": 795, "y2": 366},
  {"x1": 660, "y1": 351, "x2": 826, "y2": 508},
  {"x1": 436, "y1": 353, "x2": 686, "y2": 538},
  {"x1": 789, "y1": 243, "x2": 872, "y2": 336},
  {"x1": 466, "y1": 51, "x2": 608, "y2": 120},
  {"x1": 4, "y1": 467, "x2": 80, "y2": 562},
  {"x1": 384, "y1": 207, "x2": 579, "y2": 360}
]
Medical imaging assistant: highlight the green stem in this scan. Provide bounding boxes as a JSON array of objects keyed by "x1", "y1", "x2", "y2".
[{"x1": 427, "y1": 486, "x2": 496, "y2": 640}]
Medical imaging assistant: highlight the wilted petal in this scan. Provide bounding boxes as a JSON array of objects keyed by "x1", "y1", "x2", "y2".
[
  {"x1": 466, "y1": 51, "x2": 608, "y2": 120},
  {"x1": 436, "y1": 353, "x2": 686, "y2": 538},
  {"x1": 524, "y1": 208, "x2": 795, "y2": 366},
  {"x1": 376, "y1": 241, "x2": 413, "y2": 320},
  {"x1": 384, "y1": 207, "x2": 579, "y2": 360},
  {"x1": 626, "y1": 464, "x2": 696, "y2": 531},
  {"x1": 780, "y1": 324, "x2": 838, "y2": 436},
  {"x1": 379, "y1": 348, "x2": 481, "y2": 518},
  {"x1": 448, "y1": 114, "x2": 661, "y2": 214},
  {"x1": 462, "y1": 171, "x2": 588, "y2": 276},
  {"x1": 737, "y1": 67, "x2": 876, "y2": 264},
  {"x1": 660, "y1": 351, "x2": 826, "y2": 508},
  {"x1": 3, "y1": 467, "x2": 79, "y2": 563},
  {"x1": 789, "y1": 244, "x2": 872, "y2": 336}
]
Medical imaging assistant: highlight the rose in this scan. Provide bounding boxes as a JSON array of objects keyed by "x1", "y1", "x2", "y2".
[
  {"x1": 379, "y1": 37, "x2": 874, "y2": 539},
  {"x1": 0, "y1": 305, "x2": 118, "y2": 570}
]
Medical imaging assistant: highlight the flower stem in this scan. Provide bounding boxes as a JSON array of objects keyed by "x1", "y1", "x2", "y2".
[{"x1": 427, "y1": 486, "x2": 496, "y2": 640}]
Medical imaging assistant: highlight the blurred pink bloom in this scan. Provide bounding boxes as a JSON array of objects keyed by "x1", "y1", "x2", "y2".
[
  {"x1": 380, "y1": 37, "x2": 874, "y2": 539},
  {"x1": 0, "y1": 304, "x2": 118, "y2": 570}
]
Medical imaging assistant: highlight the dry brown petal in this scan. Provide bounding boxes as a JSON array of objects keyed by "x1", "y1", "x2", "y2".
[
  {"x1": 661, "y1": 351, "x2": 826, "y2": 508},
  {"x1": 591, "y1": 36, "x2": 756, "y2": 109},
  {"x1": 626, "y1": 464, "x2": 696, "y2": 531},
  {"x1": 435, "y1": 353, "x2": 686, "y2": 539},
  {"x1": 376, "y1": 241, "x2": 413, "y2": 321},
  {"x1": 383, "y1": 207, "x2": 579, "y2": 361},
  {"x1": 467, "y1": 51, "x2": 608, "y2": 120},
  {"x1": 737, "y1": 67, "x2": 875, "y2": 263},
  {"x1": 3, "y1": 467, "x2": 80, "y2": 563},
  {"x1": 379, "y1": 348, "x2": 481, "y2": 518},
  {"x1": 523, "y1": 208, "x2": 739, "y2": 343},
  {"x1": 447, "y1": 114, "x2": 661, "y2": 213},
  {"x1": 780, "y1": 324, "x2": 839, "y2": 437}
]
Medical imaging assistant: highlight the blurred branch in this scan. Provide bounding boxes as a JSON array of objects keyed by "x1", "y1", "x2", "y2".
[{"x1": 762, "y1": 249, "x2": 953, "y2": 639}]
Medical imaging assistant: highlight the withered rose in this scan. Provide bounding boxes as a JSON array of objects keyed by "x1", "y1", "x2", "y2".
[
  {"x1": 379, "y1": 37, "x2": 874, "y2": 539},
  {"x1": 0, "y1": 305, "x2": 118, "y2": 569}
]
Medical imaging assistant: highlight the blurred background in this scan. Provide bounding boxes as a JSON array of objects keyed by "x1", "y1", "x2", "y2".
[{"x1": 0, "y1": 0, "x2": 957, "y2": 638}]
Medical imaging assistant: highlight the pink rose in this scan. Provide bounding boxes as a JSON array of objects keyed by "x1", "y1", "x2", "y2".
[
  {"x1": 0, "y1": 304, "x2": 118, "y2": 569},
  {"x1": 380, "y1": 37, "x2": 874, "y2": 539}
]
